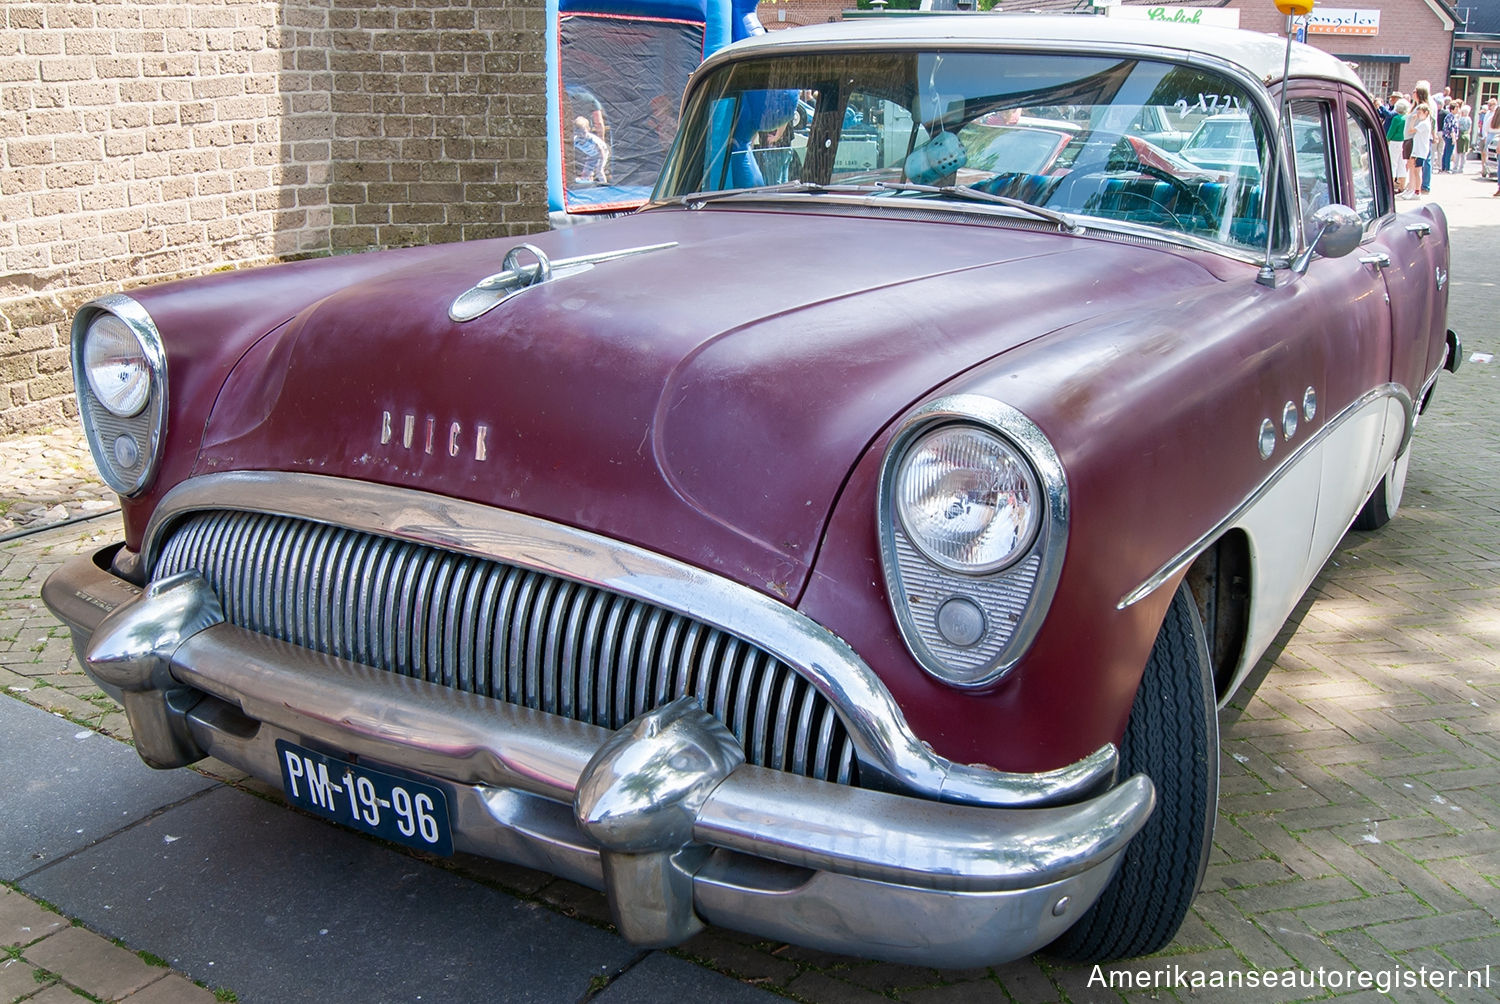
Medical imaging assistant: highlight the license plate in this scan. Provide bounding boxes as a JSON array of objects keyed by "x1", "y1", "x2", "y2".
[{"x1": 275, "y1": 740, "x2": 453, "y2": 856}]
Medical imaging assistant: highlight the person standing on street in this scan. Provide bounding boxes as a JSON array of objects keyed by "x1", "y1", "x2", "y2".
[
  {"x1": 1377, "y1": 92, "x2": 1397, "y2": 132},
  {"x1": 1483, "y1": 101, "x2": 1497, "y2": 178},
  {"x1": 1456, "y1": 103, "x2": 1473, "y2": 172},
  {"x1": 1412, "y1": 82, "x2": 1436, "y2": 193},
  {"x1": 1405, "y1": 103, "x2": 1432, "y2": 199},
  {"x1": 1387, "y1": 98, "x2": 1409, "y2": 191},
  {"x1": 1440, "y1": 101, "x2": 1457, "y2": 172}
]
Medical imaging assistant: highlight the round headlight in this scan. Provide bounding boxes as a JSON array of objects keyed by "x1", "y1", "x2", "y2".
[
  {"x1": 894, "y1": 425, "x2": 1041, "y2": 574},
  {"x1": 83, "y1": 313, "x2": 151, "y2": 417}
]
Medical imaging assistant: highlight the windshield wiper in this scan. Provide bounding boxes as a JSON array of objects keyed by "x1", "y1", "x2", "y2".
[
  {"x1": 873, "y1": 181, "x2": 1080, "y2": 232},
  {"x1": 672, "y1": 181, "x2": 885, "y2": 207},
  {"x1": 669, "y1": 181, "x2": 1080, "y2": 232}
]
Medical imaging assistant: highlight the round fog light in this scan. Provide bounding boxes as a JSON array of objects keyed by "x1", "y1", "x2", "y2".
[
  {"x1": 113, "y1": 433, "x2": 140, "y2": 469},
  {"x1": 936, "y1": 596, "x2": 986, "y2": 647}
]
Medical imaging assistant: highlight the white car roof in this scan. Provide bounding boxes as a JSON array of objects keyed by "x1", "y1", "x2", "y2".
[{"x1": 715, "y1": 14, "x2": 1364, "y2": 92}]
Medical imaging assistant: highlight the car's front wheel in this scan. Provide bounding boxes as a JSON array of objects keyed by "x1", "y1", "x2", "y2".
[{"x1": 1048, "y1": 582, "x2": 1219, "y2": 961}]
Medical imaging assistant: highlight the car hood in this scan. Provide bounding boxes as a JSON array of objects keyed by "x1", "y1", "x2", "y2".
[{"x1": 197, "y1": 207, "x2": 1220, "y2": 599}]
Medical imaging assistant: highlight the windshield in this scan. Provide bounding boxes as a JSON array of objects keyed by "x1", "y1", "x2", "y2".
[{"x1": 653, "y1": 49, "x2": 1276, "y2": 250}]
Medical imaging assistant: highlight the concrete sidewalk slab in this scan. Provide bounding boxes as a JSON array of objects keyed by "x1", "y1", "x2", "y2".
[
  {"x1": 5, "y1": 682, "x2": 780, "y2": 1003},
  {"x1": 0, "y1": 696, "x2": 216, "y2": 882},
  {"x1": 22, "y1": 783, "x2": 641, "y2": 1003},
  {"x1": 595, "y1": 951, "x2": 792, "y2": 1003}
]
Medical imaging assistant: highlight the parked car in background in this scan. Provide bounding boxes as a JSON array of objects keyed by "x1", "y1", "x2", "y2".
[
  {"x1": 1125, "y1": 101, "x2": 1196, "y2": 151},
  {"x1": 1179, "y1": 110, "x2": 1259, "y2": 172},
  {"x1": 46, "y1": 15, "x2": 1456, "y2": 968},
  {"x1": 959, "y1": 114, "x2": 1080, "y2": 177}
]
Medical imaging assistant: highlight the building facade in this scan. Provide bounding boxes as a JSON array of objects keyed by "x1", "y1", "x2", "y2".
[
  {"x1": 1223, "y1": 0, "x2": 1457, "y2": 100},
  {"x1": 1449, "y1": 0, "x2": 1500, "y2": 109}
]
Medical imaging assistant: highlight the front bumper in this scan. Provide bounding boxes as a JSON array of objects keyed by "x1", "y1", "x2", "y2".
[{"x1": 44, "y1": 550, "x2": 1155, "y2": 968}]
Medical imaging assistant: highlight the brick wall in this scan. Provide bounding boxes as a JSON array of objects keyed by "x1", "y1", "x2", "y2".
[
  {"x1": 761, "y1": 0, "x2": 849, "y2": 30},
  {"x1": 1, "y1": 0, "x2": 549, "y2": 435},
  {"x1": 321, "y1": 0, "x2": 549, "y2": 251}
]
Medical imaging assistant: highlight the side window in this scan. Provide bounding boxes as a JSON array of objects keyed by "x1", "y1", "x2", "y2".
[
  {"x1": 1345, "y1": 107, "x2": 1389, "y2": 223},
  {"x1": 1289, "y1": 100, "x2": 1334, "y2": 242}
]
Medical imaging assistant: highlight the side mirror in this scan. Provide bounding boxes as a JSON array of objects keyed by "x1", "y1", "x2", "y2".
[
  {"x1": 1309, "y1": 203, "x2": 1364, "y2": 258},
  {"x1": 1292, "y1": 203, "x2": 1363, "y2": 274}
]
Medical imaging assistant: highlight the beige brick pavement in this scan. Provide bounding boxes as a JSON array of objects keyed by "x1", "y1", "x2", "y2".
[{"x1": 3, "y1": 167, "x2": 1497, "y2": 1001}]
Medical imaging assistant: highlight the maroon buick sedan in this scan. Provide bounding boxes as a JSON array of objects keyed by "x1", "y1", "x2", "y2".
[{"x1": 45, "y1": 15, "x2": 1456, "y2": 966}]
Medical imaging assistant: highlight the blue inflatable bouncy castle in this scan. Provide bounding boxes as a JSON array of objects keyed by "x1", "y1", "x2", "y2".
[{"x1": 546, "y1": 0, "x2": 762, "y2": 219}]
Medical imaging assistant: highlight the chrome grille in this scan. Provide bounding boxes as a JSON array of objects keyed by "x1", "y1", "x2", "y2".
[{"x1": 155, "y1": 510, "x2": 856, "y2": 783}]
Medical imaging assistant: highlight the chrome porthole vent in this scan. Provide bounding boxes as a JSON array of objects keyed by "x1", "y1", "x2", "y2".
[{"x1": 1258, "y1": 419, "x2": 1277, "y2": 460}]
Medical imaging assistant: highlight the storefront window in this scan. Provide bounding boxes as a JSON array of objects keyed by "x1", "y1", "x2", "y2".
[{"x1": 1352, "y1": 62, "x2": 1393, "y2": 98}]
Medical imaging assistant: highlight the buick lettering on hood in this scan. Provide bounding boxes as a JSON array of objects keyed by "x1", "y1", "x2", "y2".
[{"x1": 45, "y1": 15, "x2": 1456, "y2": 965}]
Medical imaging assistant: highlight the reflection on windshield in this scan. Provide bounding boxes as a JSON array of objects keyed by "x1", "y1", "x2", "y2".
[{"x1": 652, "y1": 50, "x2": 1274, "y2": 249}]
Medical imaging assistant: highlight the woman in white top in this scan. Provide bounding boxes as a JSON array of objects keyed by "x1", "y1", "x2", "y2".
[{"x1": 1404, "y1": 105, "x2": 1431, "y2": 199}]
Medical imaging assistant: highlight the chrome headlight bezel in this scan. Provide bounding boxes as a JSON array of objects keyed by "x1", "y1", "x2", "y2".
[
  {"x1": 70, "y1": 294, "x2": 168, "y2": 497},
  {"x1": 878, "y1": 396, "x2": 1068, "y2": 689}
]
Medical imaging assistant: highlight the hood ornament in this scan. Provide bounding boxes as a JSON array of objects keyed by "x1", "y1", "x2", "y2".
[{"x1": 450, "y1": 240, "x2": 677, "y2": 322}]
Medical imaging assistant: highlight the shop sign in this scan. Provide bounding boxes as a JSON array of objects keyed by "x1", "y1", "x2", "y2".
[
  {"x1": 1107, "y1": 5, "x2": 1240, "y2": 27},
  {"x1": 1299, "y1": 7, "x2": 1380, "y2": 35}
]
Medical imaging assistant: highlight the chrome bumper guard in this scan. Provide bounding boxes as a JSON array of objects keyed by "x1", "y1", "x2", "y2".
[{"x1": 45, "y1": 556, "x2": 1156, "y2": 968}]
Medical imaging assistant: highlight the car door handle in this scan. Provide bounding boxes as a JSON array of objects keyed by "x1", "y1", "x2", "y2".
[
  {"x1": 1406, "y1": 222, "x2": 1432, "y2": 238},
  {"x1": 1360, "y1": 252, "x2": 1392, "y2": 268}
]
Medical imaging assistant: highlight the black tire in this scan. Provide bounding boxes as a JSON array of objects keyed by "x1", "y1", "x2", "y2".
[
  {"x1": 1048, "y1": 583, "x2": 1219, "y2": 962},
  {"x1": 1352, "y1": 450, "x2": 1410, "y2": 531}
]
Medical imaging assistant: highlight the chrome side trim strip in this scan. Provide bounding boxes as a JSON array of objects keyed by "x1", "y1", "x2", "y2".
[
  {"x1": 139, "y1": 472, "x2": 1116, "y2": 807},
  {"x1": 1118, "y1": 382, "x2": 1412, "y2": 609}
]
